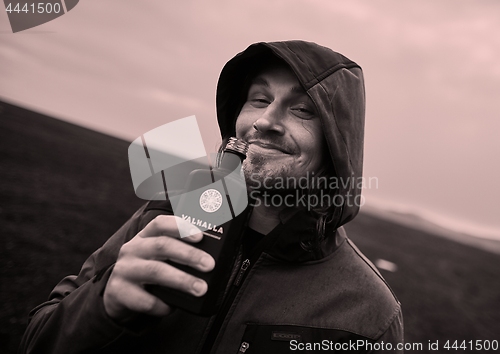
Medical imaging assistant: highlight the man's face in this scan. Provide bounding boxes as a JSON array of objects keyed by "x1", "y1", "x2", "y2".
[{"x1": 235, "y1": 64, "x2": 325, "y2": 191}]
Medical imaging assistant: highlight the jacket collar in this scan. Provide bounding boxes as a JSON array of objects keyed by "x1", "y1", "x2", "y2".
[{"x1": 260, "y1": 209, "x2": 346, "y2": 263}]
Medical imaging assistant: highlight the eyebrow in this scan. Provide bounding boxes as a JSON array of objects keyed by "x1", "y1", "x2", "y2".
[
  {"x1": 250, "y1": 76, "x2": 305, "y2": 94},
  {"x1": 250, "y1": 77, "x2": 269, "y2": 87}
]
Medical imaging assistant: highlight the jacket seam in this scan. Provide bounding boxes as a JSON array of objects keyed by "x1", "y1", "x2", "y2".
[
  {"x1": 282, "y1": 42, "x2": 318, "y2": 87},
  {"x1": 305, "y1": 62, "x2": 361, "y2": 88},
  {"x1": 373, "y1": 303, "x2": 402, "y2": 340},
  {"x1": 279, "y1": 42, "x2": 360, "y2": 90},
  {"x1": 346, "y1": 238, "x2": 401, "y2": 304},
  {"x1": 317, "y1": 75, "x2": 353, "y2": 173}
]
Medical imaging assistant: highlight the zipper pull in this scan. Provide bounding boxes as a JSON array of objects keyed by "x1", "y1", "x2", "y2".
[
  {"x1": 233, "y1": 259, "x2": 250, "y2": 287},
  {"x1": 237, "y1": 341, "x2": 250, "y2": 353}
]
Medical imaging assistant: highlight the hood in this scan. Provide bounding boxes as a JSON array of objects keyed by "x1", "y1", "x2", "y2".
[{"x1": 216, "y1": 40, "x2": 365, "y2": 227}]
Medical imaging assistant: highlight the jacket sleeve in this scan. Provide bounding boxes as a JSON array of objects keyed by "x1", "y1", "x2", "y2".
[{"x1": 19, "y1": 204, "x2": 156, "y2": 354}]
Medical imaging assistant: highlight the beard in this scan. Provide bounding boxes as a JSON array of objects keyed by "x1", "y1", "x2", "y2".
[
  {"x1": 242, "y1": 152, "x2": 297, "y2": 196},
  {"x1": 239, "y1": 131, "x2": 323, "y2": 197}
]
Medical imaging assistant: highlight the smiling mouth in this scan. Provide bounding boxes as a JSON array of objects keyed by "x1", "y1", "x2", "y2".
[{"x1": 248, "y1": 140, "x2": 292, "y2": 154}]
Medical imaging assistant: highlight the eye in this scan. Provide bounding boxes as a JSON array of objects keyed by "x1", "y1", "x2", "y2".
[
  {"x1": 248, "y1": 95, "x2": 271, "y2": 108},
  {"x1": 291, "y1": 104, "x2": 316, "y2": 119}
]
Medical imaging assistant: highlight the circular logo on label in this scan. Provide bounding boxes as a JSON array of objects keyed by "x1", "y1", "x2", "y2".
[{"x1": 199, "y1": 189, "x2": 223, "y2": 213}]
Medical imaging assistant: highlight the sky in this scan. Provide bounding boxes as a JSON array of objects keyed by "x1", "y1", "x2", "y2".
[{"x1": 1, "y1": 0, "x2": 499, "y2": 239}]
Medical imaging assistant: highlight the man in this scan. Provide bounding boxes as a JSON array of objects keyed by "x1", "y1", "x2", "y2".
[{"x1": 20, "y1": 41, "x2": 404, "y2": 353}]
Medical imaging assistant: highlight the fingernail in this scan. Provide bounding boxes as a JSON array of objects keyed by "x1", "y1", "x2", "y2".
[
  {"x1": 192, "y1": 280, "x2": 207, "y2": 295},
  {"x1": 200, "y1": 256, "x2": 213, "y2": 270}
]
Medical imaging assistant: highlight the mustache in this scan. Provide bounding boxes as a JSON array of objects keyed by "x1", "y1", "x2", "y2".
[{"x1": 243, "y1": 132, "x2": 295, "y2": 154}]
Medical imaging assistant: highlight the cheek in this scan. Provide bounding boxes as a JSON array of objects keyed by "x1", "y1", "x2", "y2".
[
  {"x1": 295, "y1": 122, "x2": 322, "y2": 148},
  {"x1": 295, "y1": 122, "x2": 325, "y2": 163},
  {"x1": 235, "y1": 112, "x2": 254, "y2": 139}
]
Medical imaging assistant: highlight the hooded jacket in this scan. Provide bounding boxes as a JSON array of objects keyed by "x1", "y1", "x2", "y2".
[{"x1": 20, "y1": 41, "x2": 403, "y2": 354}]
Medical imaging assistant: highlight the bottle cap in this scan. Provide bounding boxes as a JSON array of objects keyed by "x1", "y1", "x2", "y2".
[{"x1": 225, "y1": 137, "x2": 249, "y2": 156}]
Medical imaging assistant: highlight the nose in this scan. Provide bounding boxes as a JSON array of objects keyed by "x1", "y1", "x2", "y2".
[{"x1": 252, "y1": 105, "x2": 285, "y2": 135}]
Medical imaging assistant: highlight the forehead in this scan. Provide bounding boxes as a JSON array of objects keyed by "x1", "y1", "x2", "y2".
[{"x1": 249, "y1": 65, "x2": 305, "y2": 94}]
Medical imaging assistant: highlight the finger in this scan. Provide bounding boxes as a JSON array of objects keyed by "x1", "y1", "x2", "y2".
[
  {"x1": 109, "y1": 281, "x2": 172, "y2": 317},
  {"x1": 138, "y1": 215, "x2": 203, "y2": 242},
  {"x1": 121, "y1": 259, "x2": 208, "y2": 297},
  {"x1": 122, "y1": 236, "x2": 215, "y2": 272}
]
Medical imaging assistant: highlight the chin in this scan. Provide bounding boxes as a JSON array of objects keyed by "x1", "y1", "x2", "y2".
[{"x1": 243, "y1": 160, "x2": 296, "y2": 191}]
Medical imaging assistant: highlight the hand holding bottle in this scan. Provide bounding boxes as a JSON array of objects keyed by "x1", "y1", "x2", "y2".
[{"x1": 103, "y1": 215, "x2": 215, "y2": 322}]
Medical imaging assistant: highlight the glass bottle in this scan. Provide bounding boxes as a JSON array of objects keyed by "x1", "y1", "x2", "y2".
[{"x1": 148, "y1": 137, "x2": 250, "y2": 315}]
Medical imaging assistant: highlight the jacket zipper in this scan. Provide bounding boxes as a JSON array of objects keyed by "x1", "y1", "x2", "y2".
[
  {"x1": 200, "y1": 256, "x2": 254, "y2": 353},
  {"x1": 233, "y1": 259, "x2": 250, "y2": 287},
  {"x1": 237, "y1": 341, "x2": 250, "y2": 353},
  {"x1": 200, "y1": 222, "x2": 285, "y2": 353}
]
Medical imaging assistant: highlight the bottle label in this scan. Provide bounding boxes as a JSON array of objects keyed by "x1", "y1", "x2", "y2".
[
  {"x1": 199, "y1": 189, "x2": 223, "y2": 213},
  {"x1": 180, "y1": 214, "x2": 224, "y2": 239}
]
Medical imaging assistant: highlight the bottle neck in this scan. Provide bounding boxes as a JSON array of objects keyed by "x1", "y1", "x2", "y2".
[{"x1": 218, "y1": 150, "x2": 245, "y2": 172}]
